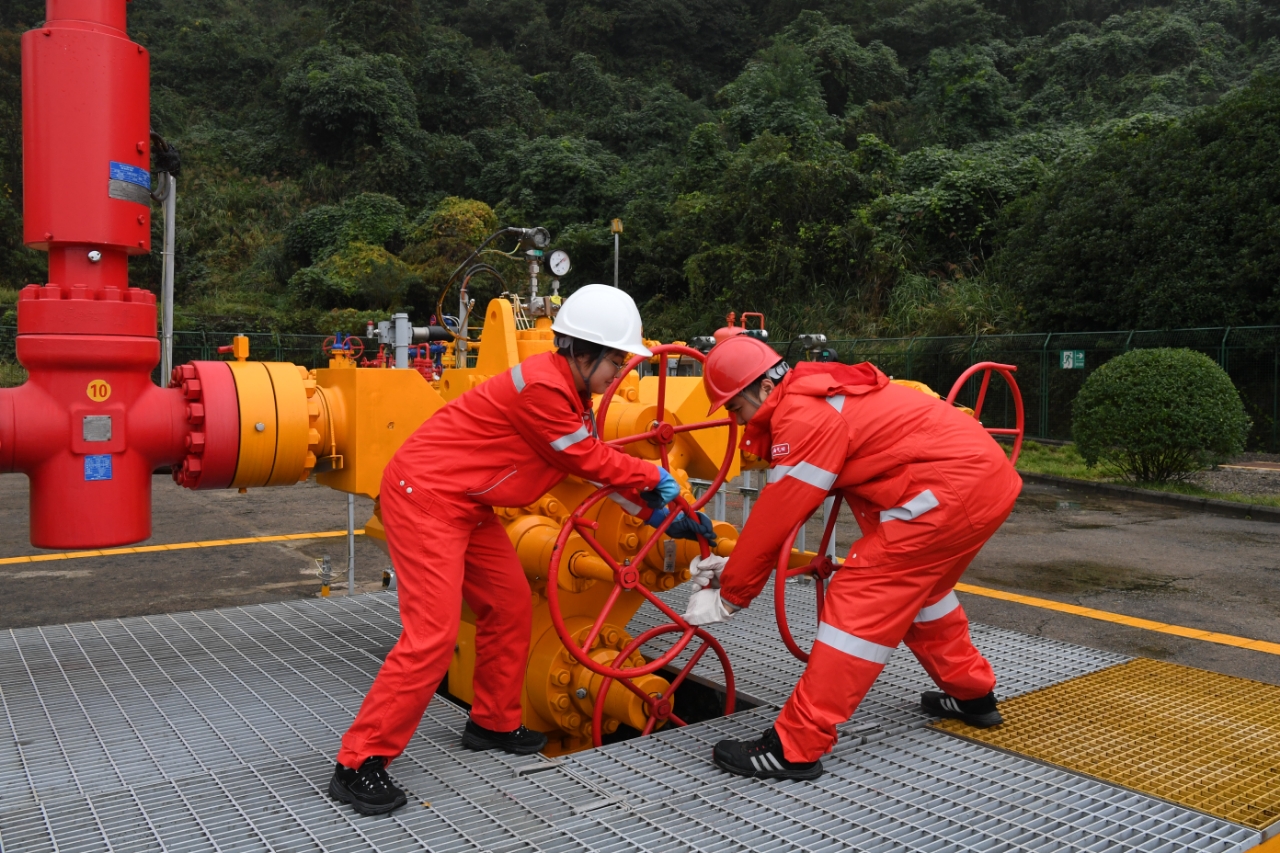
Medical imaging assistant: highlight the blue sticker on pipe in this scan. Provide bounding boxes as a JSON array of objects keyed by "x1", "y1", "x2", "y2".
[
  {"x1": 109, "y1": 161, "x2": 151, "y2": 188},
  {"x1": 85, "y1": 454, "x2": 113, "y2": 481},
  {"x1": 109, "y1": 161, "x2": 152, "y2": 205}
]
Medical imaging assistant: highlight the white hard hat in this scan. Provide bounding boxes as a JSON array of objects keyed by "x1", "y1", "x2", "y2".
[{"x1": 551, "y1": 283, "x2": 652, "y2": 357}]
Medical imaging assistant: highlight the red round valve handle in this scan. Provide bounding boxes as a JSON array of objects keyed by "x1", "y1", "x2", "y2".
[
  {"x1": 547, "y1": 342, "x2": 739, "y2": 689},
  {"x1": 774, "y1": 492, "x2": 845, "y2": 663},
  {"x1": 945, "y1": 362, "x2": 1025, "y2": 465},
  {"x1": 591, "y1": 623, "x2": 735, "y2": 746}
]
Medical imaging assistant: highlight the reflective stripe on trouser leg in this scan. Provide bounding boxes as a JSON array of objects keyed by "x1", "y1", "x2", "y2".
[
  {"x1": 774, "y1": 640, "x2": 886, "y2": 763},
  {"x1": 464, "y1": 514, "x2": 533, "y2": 731},
  {"x1": 902, "y1": 546, "x2": 996, "y2": 702},
  {"x1": 338, "y1": 487, "x2": 470, "y2": 769},
  {"x1": 914, "y1": 590, "x2": 959, "y2": 623},
  {"x1": 903, "y1": 602, "x2": 995, "y2": 701}
]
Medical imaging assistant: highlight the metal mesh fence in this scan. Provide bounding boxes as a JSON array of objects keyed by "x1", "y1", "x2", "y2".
[
  {"x1": 3, "y1": 325, "x2": 1279, "y2": 450},
  {"x1": 776, "y1": 327, "x2": 1280, "y2": 451},
  {"x1": 166, "y1": 330, "x2": 334, "y2": 378}
]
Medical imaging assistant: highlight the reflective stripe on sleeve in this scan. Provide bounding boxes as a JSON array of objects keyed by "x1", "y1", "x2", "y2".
[
  {"x1": 879, "y1": 489, "x2": 939, "y2": 523},
  {"x1": 815, "y1": 622, "x2": 894, "y2": 665},
  {"x1": 827, "y1": 395, "x2": 846, "y2": 412},
  {"x1": 550, "y1": 425, "x2": 591, "y2": 451},
  {"x1": 914, "y1": 590, "x2": 960, "y2": 623},
  {"x1": 773, "y1": 461, "x2": 838, "y2": 491},
  {"x1": 511, "y1": 363, "x2": 526, "y2": 393},
  {"x1": 606, "y1": 492, "x2": 643, "y2": 515}
]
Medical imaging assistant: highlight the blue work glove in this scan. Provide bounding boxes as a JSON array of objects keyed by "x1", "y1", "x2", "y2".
[
  {"x1": 640, "y1": 468, "x2": 681, "y2": 509},
  {"x1": 645, "y1": 508, "x2": 718, "y2": 546}
]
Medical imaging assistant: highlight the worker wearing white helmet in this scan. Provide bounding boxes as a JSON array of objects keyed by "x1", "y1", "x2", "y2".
[{"x1": 329, "y1": 284, "x2": 715, "y2": 816}]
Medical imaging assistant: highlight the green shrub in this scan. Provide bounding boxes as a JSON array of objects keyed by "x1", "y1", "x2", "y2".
[{"x1": 1072, "y1": 348, "x2": 1250, "y2": 482}]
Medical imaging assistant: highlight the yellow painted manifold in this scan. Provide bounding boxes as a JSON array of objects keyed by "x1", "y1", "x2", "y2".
[{"x1": 216, "y1": 300, "x2": 742, "y2": 754}]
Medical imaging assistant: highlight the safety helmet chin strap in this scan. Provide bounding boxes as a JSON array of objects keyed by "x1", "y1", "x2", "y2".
[{"x1": 557, "y1": 334, "x2": 610, "y2": 391}]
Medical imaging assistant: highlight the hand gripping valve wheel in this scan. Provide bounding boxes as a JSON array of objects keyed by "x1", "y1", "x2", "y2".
[{"x1": 546, "y1": 345, "x2": 740, "y2": 746}]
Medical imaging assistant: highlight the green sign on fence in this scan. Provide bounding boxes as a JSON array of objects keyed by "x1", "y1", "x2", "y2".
[{"x1": 1060, "y1": 350, "x2": 1085, "y2": 369}]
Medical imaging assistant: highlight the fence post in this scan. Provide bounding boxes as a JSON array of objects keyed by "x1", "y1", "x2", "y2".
[
  {"x1": 905, "y1": 337, "x2": 914, "y2": 379},
  {"x1": 1039, "y1": 333, "x2": 1052, "y2": 440},
  {"x1": 1124, "y1": 330, "x2": 1135, "y2": 352},
  {"x1": 1220, "y1": 326, "x2": 1231, "y2": 371}
]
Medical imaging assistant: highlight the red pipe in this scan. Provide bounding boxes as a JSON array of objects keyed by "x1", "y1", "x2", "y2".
[{"x1": 1, "y1": 0, "x2": 192, "y2": 549}]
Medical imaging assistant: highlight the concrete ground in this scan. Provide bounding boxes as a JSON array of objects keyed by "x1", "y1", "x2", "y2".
[
  {"x1": 0, "y1": 474, "x2": 386, "y2": 629},
  {"x1": 1, "y1": 473, "x2": 1277, "y2": 687},
  {"x1": 787, "y1": 481, "x2": 1280, "y2": 686}
]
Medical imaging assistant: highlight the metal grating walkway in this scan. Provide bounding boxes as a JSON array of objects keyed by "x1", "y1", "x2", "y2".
[
  {"x1": 633, "y1": 576, "x2": 1131, "y2": 731},
  {"x1": 0, "y1": 588, "x2": 1261, "y2": 852}
]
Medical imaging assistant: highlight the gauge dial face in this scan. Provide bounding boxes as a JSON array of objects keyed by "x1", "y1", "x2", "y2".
[{"x1": 549, "y1": 249, "x2": 572, "y2": 276}]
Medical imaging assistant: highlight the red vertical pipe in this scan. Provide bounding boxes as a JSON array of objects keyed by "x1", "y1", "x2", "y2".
[
  {"x1": 3, "y1": 0, "x2": 195, "y2": 549},
  {"x1": 23, "y1": 0, "x2": 151, "y2": 289}
]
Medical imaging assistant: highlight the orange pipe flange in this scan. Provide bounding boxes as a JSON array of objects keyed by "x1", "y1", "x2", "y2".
[
  {"x1": 264, "y1": 362, "x2": 310, "y2": 486},
  {"x1": 228, "y1": 361, "x2": 277, "y2": 488}
]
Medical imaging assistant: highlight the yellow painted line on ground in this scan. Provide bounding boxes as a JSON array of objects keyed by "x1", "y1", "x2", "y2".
[
  {"x1": 0, "y1": 530, "x2": 365, "y2": 566},
  {"x1": 955, "y1": 582, "x2": 1280, "y2": 657}
]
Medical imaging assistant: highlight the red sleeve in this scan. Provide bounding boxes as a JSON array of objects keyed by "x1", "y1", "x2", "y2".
[
  {"x1": 719, "y1": 397, "x2": 849, "y2": 609},
  {"x1": 509, "y1": 375, "x2": 661, "y2": 495}
]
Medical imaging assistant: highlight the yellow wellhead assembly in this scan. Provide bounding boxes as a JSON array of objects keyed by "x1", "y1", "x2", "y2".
[{"x1": 205, "y1": 296, "x2": 750, "y2": 755}]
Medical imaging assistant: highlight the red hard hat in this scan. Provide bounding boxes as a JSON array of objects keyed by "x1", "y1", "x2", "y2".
[{"x1": 704, "y1": 335, "x2": 783, "y2": 414}]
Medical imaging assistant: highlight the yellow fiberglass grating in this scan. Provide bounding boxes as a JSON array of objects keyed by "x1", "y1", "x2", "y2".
[{"x1": 933, "y1": 658, "x2": 1280, "y2": 831}]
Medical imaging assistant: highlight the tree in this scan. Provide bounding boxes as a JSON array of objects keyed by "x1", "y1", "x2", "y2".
[
  {"x1": 913, "y1": 44, "x2": 1013, "y2": 146},
  {"x1": 997, "y1": 77, "x2": 1280, "y2": 331},
  {"x1": 780, "y1": 11, "x2": 909, "y2": 115},
  {"x1": 1072, "y1": 348, "x2": 1250, "y2": 482},
  {"x1": 720, "y1": 42, "x2": 833, "y2": 143}
]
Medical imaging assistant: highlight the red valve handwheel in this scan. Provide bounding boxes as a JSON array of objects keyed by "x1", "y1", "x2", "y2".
[
  {"x1": 774, "y1": 492, "x2": 845, "y2": 663},
  {"x1": 945, "y1": 362, "x2": 1024, "y2": 465},
  {"x1": 547, "y1": 343, "x2": 739, "y2": 683},
  {"x1": 597, "y1": 344, "x2": 738, "y2": 502},
  {"x1": 590, "y1": 623, "x2": 735, "y2": 747},
  {"x1": 322, "y1": 335, "x2": 365, "y2": 360}
]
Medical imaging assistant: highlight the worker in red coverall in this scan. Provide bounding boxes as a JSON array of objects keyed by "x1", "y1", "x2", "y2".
[
  {"x1": 329, "y1": 284, "x2": 716, "y2": 815},
  {"x1": 683, "y1": 334, "x2": 1022, "y2": 781}
]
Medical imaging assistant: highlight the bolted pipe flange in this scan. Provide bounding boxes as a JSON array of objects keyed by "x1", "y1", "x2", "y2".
[{"x1": 169, "y1": 361, "x2": 239, "y2": 490}]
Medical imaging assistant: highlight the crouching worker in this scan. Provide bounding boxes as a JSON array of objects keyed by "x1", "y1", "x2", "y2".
[
  {"x1": 684, "y1": 335, "x2": 1021, "y2": 781},
  {"x1": 329, "y1": 284, "x2": 716, "y2": 815}
]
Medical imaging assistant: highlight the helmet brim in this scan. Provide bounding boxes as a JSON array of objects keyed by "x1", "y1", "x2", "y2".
[{"x1": 618, "y1": 341, "x2": 653, "y2": 358}]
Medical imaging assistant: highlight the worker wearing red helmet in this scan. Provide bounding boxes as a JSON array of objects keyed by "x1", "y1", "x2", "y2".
[
  {"x1": 684, "y1": 335, "x2": 1021, "y2": 780},
  {"x1": 329, "y1": 285, "x2": 716, "y2": 815}
]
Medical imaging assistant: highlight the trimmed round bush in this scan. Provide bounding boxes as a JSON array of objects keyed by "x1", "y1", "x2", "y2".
[{"x1": 1071, "y1": 348, "x2": 1250, "y2": 483}]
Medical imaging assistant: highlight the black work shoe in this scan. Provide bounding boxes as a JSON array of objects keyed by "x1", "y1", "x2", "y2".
[
  {"x1": 461, "y1": 719, "x2": 548, "y2": 755},
  {"x1": 328, "y1": 756, "x2": 407, "y2": 816},
  {"x1": 712, "y1": 726, "x2": 823, "y2": 780},
  {"x1": 921, "y1": 690, "x2": 1003, "y2": 727}
]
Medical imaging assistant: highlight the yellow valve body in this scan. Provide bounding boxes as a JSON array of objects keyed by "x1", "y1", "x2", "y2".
[{"x1": 222, "y1": 298, "x2": 746, "y2": 753}]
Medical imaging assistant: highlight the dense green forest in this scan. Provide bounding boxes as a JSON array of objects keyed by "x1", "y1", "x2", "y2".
[{"x1": 0, "y1": 0, "x2": 1277, "y2": 340}]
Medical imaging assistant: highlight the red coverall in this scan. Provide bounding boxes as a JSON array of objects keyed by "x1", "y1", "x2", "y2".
[
  {"x1": 721, "y1": 361, "x2": 1022, "y2": 763},
  {"x1": 337, "y1": 351, "x2": 660, "y2": 769}
]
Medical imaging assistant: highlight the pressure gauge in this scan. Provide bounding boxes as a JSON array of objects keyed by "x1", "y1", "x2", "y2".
[{"x1": 549, "y1": 250, "x2": 572, "y2": 276}]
